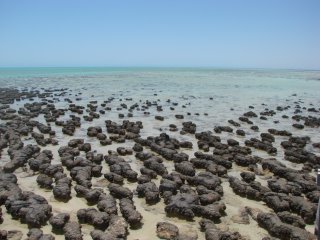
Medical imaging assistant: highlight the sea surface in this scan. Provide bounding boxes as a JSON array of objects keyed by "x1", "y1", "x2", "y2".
[{"x1": 1, "y1": 67, "x2": 320, "y2": 239}]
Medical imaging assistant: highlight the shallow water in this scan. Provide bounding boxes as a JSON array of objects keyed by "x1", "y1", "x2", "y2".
[{"x1": 0, "y1": 67, "x2": 320, "y2": 239}]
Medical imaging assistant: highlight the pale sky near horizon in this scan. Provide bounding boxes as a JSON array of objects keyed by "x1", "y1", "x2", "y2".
[{"x1": 0, "y1": 0, "x2": 319, "y2": 69}]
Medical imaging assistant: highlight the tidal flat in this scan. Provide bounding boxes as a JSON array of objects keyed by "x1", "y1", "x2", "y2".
[{"x1": 0, "y1": 68, "x2": 320, "y2": 240}]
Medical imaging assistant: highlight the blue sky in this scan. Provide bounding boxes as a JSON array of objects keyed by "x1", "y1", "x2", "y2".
[{"x1": 0, "y1": 0, "x2": 319, "y2": 69}]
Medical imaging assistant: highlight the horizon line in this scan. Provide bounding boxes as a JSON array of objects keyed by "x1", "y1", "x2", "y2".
[{"x1": 0, "y1": 65, "x2": 319, "y2": 71}]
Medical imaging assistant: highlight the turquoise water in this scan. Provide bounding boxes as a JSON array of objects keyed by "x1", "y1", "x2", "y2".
[{"x1": 0, "y1": 67, "x2": 319, "y2": 97}]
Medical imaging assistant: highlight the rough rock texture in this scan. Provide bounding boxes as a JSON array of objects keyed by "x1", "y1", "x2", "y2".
[
  {"x1": 49, "y1": 213, "x2": 70, "y2": 230},
  {"x1": 119, "y1": 198, "x2": 143, "y2": 226},
  {"x1": 156, "y1": 222, "x2": 179, "y2": 240},
  {"x1": 106, "y1": 215, "x2": 128, "y2": 239},
  {"x1": 136, "y1": 181, "x2": 160, "y2": 204},
  {"x1": 164, "y1": 193, "x2": 198, "y2": 219},
  {"x1": 5, "y1": 191, "x2": 52, "y2": 228},
  {"x1": 199, "y1": 218, "x2": 245, "y2": 240},
  {"x1": 257, "y1": 212, "x2": 314, "y2": 240},
  {"x1": 108, "y1": 183, "x2": 133, "y2": 199},
  {"x1": 53, "y1": 177, "x2": 72, "y2": 201},
  {"x1": 97, "y1": 194, "x2": 117, "y2": 215},
  {"x1": 90, "y1": 230, "x2": 116, "y2": 240},
  {"x1": 63, "y1": 221, "x2": 83, "y2": 240},
  {"x1": 77, "y1": 208, "x2": 110, "y2": 230}
]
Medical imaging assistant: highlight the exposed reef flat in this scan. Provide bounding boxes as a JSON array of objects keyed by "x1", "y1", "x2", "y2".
[{"x1": 0, "y1": 84, "x2": 319, "y2": 240}]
